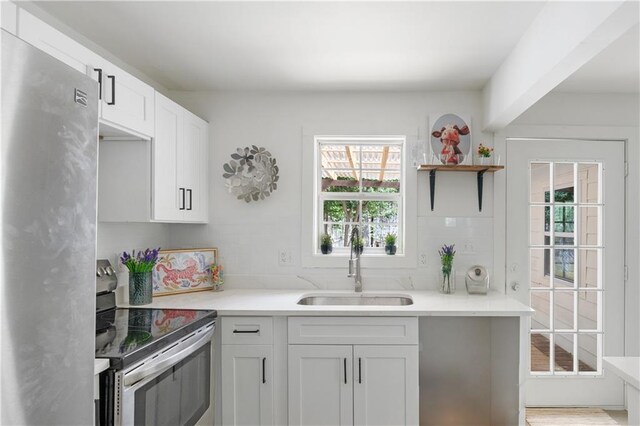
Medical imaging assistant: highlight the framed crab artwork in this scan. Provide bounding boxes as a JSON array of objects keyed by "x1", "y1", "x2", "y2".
[{"x1": 152, "y1": 248, "x2": 218, "y2": 296}]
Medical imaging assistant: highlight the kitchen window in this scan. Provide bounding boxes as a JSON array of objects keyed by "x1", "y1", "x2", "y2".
[{"x1": 314, "y1": 136, "x2": 405, "y2": 255}]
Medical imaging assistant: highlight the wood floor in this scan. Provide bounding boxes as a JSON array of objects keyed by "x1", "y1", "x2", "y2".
[
  {"x1": 526, "y1": 408, "x2": 628, "y2": 425},
  {"x1": 530, "y1": 334, "x2": 596, "y2": 372}
]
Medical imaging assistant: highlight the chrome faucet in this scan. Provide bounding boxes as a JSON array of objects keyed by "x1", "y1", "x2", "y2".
[{"x1": 348, "y1": 226, "x2": 363, "y2": 293}]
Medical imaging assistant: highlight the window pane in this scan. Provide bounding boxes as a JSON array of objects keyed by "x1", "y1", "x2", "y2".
[
  {"x1": 531, "y1": 291, "x2": 551, "y2": 330},
  {"x1": 360, "y1": 145, "x2": 401, "y2": 170},
  {"x1": 579, "y1": 206, "x2": 600, "y2": 246},
  {"x1": 321, "y1": 174, "x2": 359, "y2": 192},
  {"x1": 531, "y1": 248, "x2": 551, "y2": 288},
  {"x1": 320, "y1": 144, "x2": 360, "y2": 169},
  {"x1": 553, "y1": 205, "x2": 574, "y2": 236},
  {"x1": 554, "y1": 333, "x2": 575, "y2": 372},
  {"x1": 362, "y1": 224, "x2": 399, "y2": 248},
  {"x1": 554, "y1": 291, "x2": 575, "y2": 331},
  {"x1": 321, "y1": 223, "x2": 347, "y2": 248},
  {"x1": 361, "y1": 201, "x2": 398, "y2": 223},
  {"x1": 323, "y1": 200, "x2": 358, "y2": 223},
  {"x1": 530, "y1": 206, "x2": 550, "y2": 246},
  {"x1": 578, "y1": 249, "x2": 601, "y2": 289},
  {"x1": 361, "y1": 171, "x2": 400, "y2": 193},
  {"x1": 578, "y1": 334, "x2": 599, "y2": 373},
  {"x1": 553, "y1": 249, "x2": 575, "y2": 286},
  {"x1": 531, "y1": 163, "x2": 551, "y2": 203},
  {"x1": 578, "y1": 163, "x2": 600, "y2": 204},
  {"x1": 578, "y1": 291, "x2": 600, "y2": 332},
  {"x1": 530, "y1": 333, "x2": 551, "y2": 373},
  {"x1": 554, "y1": 163, "x2": 575, "y2": 203}
]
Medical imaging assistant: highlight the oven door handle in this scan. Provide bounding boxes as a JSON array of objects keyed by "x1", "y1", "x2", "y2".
[{"x1": 124, "y1": 325, "x2": 214, "y2": 387}]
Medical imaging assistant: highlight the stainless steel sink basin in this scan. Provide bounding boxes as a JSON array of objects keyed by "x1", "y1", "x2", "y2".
[{"x1": 297, "y1": 294, "x2": 413, "y2": 306}]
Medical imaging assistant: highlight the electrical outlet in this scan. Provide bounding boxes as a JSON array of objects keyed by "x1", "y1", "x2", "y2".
[
  {"x1": 462, "y1": 241, "x2": 476, "y2": 254},
  {"x1": 418, "y1": 253, "x2": 428, "y2": 267},
  {"x1": 279, "y1": 249, "x2": 292, "y2": 266}
]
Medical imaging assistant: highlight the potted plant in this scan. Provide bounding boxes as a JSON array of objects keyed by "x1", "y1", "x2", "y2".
[
  {"x1": 320, "y1": 233, "x2": 333, "y2": 255},
  {"x1": 384, "y1": 233, "x2": 397, "y2": 255},
  {"x1": 438, "y1": 244, "x2": 456, "y2": 294},
  {"x1": 476, "y1": 143, "x2": 493, "y2": 166},
  {"x1": 353, "y1": 236, "x2": 364, "y2": 255},
  {"x1": 121, "y1": 247, "x2": 160, "y2": 305}
]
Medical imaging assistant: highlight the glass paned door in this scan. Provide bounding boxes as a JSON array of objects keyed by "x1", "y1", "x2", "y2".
[
  {"x1": 529, "y1": 162, "x2": 602, "y2": 375},
  {"x1": 506, "y1": 138, "x2": 624, "y2": 407}
]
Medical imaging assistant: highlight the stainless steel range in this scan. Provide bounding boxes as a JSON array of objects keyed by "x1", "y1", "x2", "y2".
[{"x1": 95, "y1": 260, "x2": 216, "y2": 426}]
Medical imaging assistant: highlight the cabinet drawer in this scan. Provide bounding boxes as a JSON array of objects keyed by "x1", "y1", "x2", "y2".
[
  {"x1": 222, "y1": 316, "x2": 273, "y2": 345},
  {"x1": 288, "y1": 317, "x2": 418, "y2": 345}
]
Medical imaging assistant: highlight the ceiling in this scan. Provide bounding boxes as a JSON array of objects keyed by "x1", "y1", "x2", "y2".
[{"x1": 34, "y1": 1, "x2": 638, "y2": 93}]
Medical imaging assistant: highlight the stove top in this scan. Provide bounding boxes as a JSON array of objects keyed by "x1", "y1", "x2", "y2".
[{"x1": 95, "y1": 307, "x2": 216, "y2": 370}]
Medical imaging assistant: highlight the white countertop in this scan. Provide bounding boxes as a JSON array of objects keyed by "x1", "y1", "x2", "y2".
[
  {"x1": 94, "y1": 358, "x2": 110, "y2": 375},
  {"x1": 603, "y1": 357, "x2": 640, "y2": 389},
  {"x1": 126, "y1": 289, "x2": 533, "y2": 317}
]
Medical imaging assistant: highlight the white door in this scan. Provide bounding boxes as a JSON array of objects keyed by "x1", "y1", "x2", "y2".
[
  {"x1": 221, "y1": 345, "x2": 274, "y2": 426},
  {"x1": 182, "y1": 111, "x2": 208, "y2": 223},
  {"x1": 353, "y1": 345, "x2": 419, "y2": 426},
  {"x1": 100, "y1": 62, "x2": 155, "y2": 138},
  {"x1": 288, "y1": 345, "x2": 353, "y2": 426},
  {"x1": 153, "y1": 93, "x2": 183, "y2": 221},
  {"x1": 506, "y1": 138, "x2": 625, "y2": 406}
]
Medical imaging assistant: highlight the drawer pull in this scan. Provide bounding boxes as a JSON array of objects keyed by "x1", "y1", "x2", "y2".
[
  {"x1": 262, "y1": 357, "x2": 266, "y2": 384},
  {"x1": 358, "y1": 357, "x2": 362, "y2": 384},
  {"x1": 232, "y1": 329, "x2": 260, "y2": 334}
]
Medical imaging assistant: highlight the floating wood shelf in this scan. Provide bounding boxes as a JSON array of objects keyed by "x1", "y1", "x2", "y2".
[{"x1": 417, "y1": 164, "x2": 505, "y2": 211}]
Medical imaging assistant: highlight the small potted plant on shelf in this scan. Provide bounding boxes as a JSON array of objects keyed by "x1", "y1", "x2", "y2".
[
  {"x1": 384, "y1": 233, "x2": 397, "y2": 255},
  {"x1": 353, "y1": 236, "x2": 365, "y2": 255},
  {"x1": 476, "y1": 143, "x2": 493, "y2": 166},
  {"x1": 320, "y1": 233, "x2": 333, "y2": 255}
]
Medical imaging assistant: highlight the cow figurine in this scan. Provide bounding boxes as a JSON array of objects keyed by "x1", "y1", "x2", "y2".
[{"x1": 432, "y1": 124, "x2": 469, "y2": 164}]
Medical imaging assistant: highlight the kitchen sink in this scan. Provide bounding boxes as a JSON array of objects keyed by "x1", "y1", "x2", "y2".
[{"x1": 297, "y1": 294, "x2": 413, "y2": 306}]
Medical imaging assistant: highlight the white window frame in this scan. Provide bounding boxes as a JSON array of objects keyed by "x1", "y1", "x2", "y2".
[{"x1": 301, "y1": 131, "x2": 417, "y2": 269}]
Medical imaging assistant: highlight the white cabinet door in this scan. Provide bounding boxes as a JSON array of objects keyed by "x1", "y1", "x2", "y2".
[
  {"x1": 288, "y1": 345, "x2": 353, "y2": 426},
  {"x1": 222, "y1": 345, "x2": 273, "y2": 426},
  {"x1": 353, "y1": 345, "x2": 419, "y2": 426},
  {"x1": 100, "y1": 62, "x2": 155, "y2": 138},
  {"x1": 18, "y1": 9, "x2": 104, "y2": 78},
  {"x1": 182, "y1": 110, "x2": 209, "y2": 223},
  {"x1": 152, "y1": 92, "x2": 182, "y2": 221}
]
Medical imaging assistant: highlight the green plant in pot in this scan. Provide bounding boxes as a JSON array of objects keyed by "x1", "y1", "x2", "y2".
[
  {"x1": 384, "y1": 233, "x2": 397, "y2": 255},
  {"x1": 320, "y1": 233, "x2": 333, "y2": 255},
  {"x1": 353, "y1": 236, "x2": 365, "y2": 255}
]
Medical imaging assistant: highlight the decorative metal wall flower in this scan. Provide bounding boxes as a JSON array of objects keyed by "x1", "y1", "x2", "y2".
[{"x1": 222, "y1": 145, "x2": 279, "y2": 202}]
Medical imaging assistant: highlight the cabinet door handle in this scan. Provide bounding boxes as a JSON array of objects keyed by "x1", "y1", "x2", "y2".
[
  {"x1": 179, "y1": 188, "x2": 185, "y2": 210},
  {"x1": 93, "y1": 68, "x2": 102, "y2": 100},
  {"x1": 262, "y1": 357, "x2": 266, "y2": 384},
  {"x1": 358, "y1": 358, "x2": 362, "y2": 384},
  {"x1": 232, "y1": 329, "x2": 259, "y2": 334},
  {"x1": 187, "y1": 189, "x2": 192, "y2": 211},
  {"x1": 107, "y1": 74, "x2": 115, "y2": 105},
  {"x1": 343, "y1": 358, "x2": 347, "y2": 384}
]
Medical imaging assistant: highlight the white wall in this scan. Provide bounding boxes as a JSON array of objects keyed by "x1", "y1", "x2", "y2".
[
  {"x1": 166, "y1": 91, "x2": 497, "y2": 291},
  {"x1": 511, "y1": 91, "x2": 640, "y2": 357}
]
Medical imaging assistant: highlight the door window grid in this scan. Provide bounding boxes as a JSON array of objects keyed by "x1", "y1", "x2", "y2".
[{"x1": 529, "y1": 162, "x2": 603, "y2": 376}]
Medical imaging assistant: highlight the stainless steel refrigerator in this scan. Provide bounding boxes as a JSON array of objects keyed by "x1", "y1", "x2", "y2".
[{"x1": 1, "y1": 30, "x2": 99, "y2": 425}]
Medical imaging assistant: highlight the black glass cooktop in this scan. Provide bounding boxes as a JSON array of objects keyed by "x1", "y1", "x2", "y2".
[{"x1": 95, "y1": 307, "x2": 216, "y2": 370}]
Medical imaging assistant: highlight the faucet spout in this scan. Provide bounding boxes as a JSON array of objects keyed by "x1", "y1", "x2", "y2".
[{"x1": 348, "y1": 226, "x2": 363, "y2": 293}]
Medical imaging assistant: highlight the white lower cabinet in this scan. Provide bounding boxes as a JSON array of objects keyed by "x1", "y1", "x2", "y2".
[
  {"x1": 288, "y1": 345, "x2": 354, "y2": 426},
  {"x1": 287, "y1": 317, "x2": 419, "y2": 426},
  {"x1": 222, "y1": 345, "x2": 274, "y2": 426},
  {"x1": 353, "y1": 345, "x2": 419, "y2": 426}
]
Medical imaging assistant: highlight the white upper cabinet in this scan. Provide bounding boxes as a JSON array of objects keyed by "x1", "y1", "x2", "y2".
[
  {"x1": 152, "y1": 93, "x2": 209, "y2": 223},
  {"x1": 17, "y1": 9, "x2": 154, "y2": 139},
  {"x1": 99, "y1": 61, "x2": 155, "y2": 139}
]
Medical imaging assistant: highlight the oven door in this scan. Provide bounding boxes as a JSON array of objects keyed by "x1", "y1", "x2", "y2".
[{"x1": 116, "y1": 323, "x2": 214, "y2": 426}]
